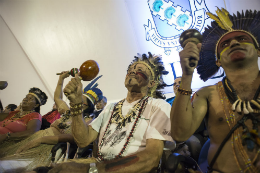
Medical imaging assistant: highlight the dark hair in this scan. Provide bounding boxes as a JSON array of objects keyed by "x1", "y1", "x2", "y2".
[
  {"x1": 34, "y1": 99, "x2": 41, "y2": 113},
  {"x1": 29, "y1": 87, "x2": 48, "y2": 105},
  {"x1": 7, "y1": 104, "x2": 17, "y2": 111}
]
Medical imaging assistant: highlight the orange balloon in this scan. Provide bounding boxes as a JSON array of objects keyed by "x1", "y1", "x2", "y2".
[{"x1": 79, "y1": 60, "x2": 100, "y2": 81}]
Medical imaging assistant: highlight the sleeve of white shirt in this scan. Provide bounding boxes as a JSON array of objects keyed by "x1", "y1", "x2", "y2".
[
  {"x1": 146, "y1": 99, "x2": 173, "y2": 142},
  {"x1": 89, "y1": 103, "x2": 114, "y2": 133}
]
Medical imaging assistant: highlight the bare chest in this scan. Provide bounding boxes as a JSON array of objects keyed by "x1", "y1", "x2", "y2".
[{"x1": 206, "y1": 87, "x2": 260, "y2": 171}]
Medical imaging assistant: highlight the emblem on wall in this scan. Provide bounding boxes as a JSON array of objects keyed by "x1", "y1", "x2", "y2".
[{"x1": 144, "y1": 0, "x2": 209, "y2": 55}]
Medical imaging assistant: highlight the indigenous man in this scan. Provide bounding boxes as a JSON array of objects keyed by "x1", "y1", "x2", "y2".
[
  {"x1": 171, "y1": 8, "x2": 260, "y2": 173},
  {"x1": 54, "y1": 71, "x2": 103, "y2": 118},
  {"x1": 49, "y1": 52, "x2": 173, "y2": 173}
]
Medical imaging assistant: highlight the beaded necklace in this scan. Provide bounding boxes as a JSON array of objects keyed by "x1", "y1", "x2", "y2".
[
  {"x1": 2, "y1": 111, "x2": 33, "y2": 127},
  {"x1": 110, "y1": 96, "x2": 148, "y2": 129},
  {"x1": 97, "y1": 96, "x2": 149, "y2": 161},
  {"x1": 223, "y1": 77, "x2": 260, "y2": 114},
  {"x1": 218, "y1": 80, "x2": 259, "y2": 173}
]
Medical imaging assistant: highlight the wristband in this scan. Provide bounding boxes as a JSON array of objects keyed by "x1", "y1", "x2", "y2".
[
  {"x1": 70, "y1": 103, "x2": 83, "y2": 117},
  {"x1": 177, "y1": 87, "x2": 192, "y2": 95}
]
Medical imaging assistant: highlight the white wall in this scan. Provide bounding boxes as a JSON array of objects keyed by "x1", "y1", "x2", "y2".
[
  {"x1": 225, "y1": 0, "x2": 260, "y2": 12},
  {"x1": 0, "y1": 0, "x2": 139, "y2": 114},
  {"x1": 1, "y1": 0, "x2": 260, "y2": 114},
  {"x1": 0, "y1": 14, "x2": 54, "y2": 113}
]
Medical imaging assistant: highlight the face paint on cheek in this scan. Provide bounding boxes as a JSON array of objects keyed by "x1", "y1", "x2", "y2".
[
  {"x1": 136, "y1": 72, "x2": 148, "y2": 80},
  {"x1": 219, "y1": 46, "x2": 230, "y2": 60},
  {"x1": 219, "y1": 42, "x2": 255, "y2": 60}
]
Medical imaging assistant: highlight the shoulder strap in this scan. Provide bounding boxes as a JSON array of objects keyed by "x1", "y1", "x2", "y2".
[{"x1": 208, "y1": 115, "x2": 248, "y2": 169}]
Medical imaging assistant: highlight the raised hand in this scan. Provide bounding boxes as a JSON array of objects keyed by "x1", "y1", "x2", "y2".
[
  {"x1": 59, "y1": 71, "x2": 70, "y2": 80},
  {"x1": 63, "y1": 74, "x2": 83, "y2": 104},
  {"x1": 179, "y1": 42, "x2": 202, "y2": 76}
]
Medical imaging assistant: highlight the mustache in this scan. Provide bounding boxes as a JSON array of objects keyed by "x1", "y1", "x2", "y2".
[
  {"x1": 126, "y1": 72, "x2": 148, "y2": 80},
  {"x1": 136, "y1": 72, "x2": 148, "y2": 80}
]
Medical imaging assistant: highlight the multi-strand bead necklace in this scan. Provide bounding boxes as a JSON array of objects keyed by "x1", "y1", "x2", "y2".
[{"x1": 97, "y1": 96, "x2": 149, "y2": 161}]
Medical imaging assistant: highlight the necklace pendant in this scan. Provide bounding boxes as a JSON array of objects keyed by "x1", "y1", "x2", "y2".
[
  {"x1": 232, "y1": 99, "x2": 257, "y2": 114},
  {"x1": 243, "y1": 101, "x2": 249, "y2": 114}
]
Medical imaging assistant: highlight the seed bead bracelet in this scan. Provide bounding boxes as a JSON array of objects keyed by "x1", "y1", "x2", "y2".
[
  {"x1": 69, "y1": 102, "x2": 83, "y2": 117},
  {"x1": 177, "y1": 87, "x2": 192, "y2": 95}
]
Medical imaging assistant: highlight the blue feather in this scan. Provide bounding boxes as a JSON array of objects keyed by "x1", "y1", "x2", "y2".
[{"x1": 83, "y1": 75, "x2": 103, "y2": 93}]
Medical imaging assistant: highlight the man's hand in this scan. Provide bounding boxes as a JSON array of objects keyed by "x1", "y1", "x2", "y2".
[
  {"x1": 59, "y1": 71, "x2": 70, "y2": 80},
  {"x1": 179, "y1": 42, "x2": 202, "y2": 76},
  {"x1": 48, "y1": 162, "x2": 89, "y2": 173},
  {"x1": 16, "y1": 138, "x2": 41, "y2": 154},
  {"x1": 63, "y1": 74, "x2": 83, "y2": 104}
]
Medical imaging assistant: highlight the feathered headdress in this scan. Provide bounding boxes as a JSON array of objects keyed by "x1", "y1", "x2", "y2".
[
  {"x1": 83, "y1": 75, "x2": 103, "y2": 105},
  {"x1": 127, "y1": 52, "x2": 169, "y2": 99},
  {"x1": 197, "y1": 7, "x2": 260, "y2": 81}
]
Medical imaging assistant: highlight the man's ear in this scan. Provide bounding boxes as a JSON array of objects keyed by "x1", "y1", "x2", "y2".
[
  {"x1": 216, "y1": 59, "x2": 221, "y2": 67},
  {"x1": 148, "y1": 80, "x2": 156, "y2": 88}
]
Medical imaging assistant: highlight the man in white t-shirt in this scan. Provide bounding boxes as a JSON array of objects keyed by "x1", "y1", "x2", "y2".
[{"x1": 49, "y1": 52, "x2": 174, "y2": 173}]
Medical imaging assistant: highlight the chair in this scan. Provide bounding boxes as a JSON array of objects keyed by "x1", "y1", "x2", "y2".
[
  {"x1": 51, "y1": 142, "x2": 93, "y2": 163},
  {"x1": 163, "y1": 134, "x2": 208, "y2": 173},
  {"x1": 197, "y1": 139, "x2": 210, "y2": 172}
]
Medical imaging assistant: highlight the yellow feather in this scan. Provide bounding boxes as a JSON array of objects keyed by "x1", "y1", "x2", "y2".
[
  {"x1": 221, "y1": 8, "x2": 229, "y2": 15},
  {"x1": 215, "y1": 7, "x2": 233, "y2": 31},
  {"x1": 206, "y1": 12, "x2": 226, "y2": 30}
]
